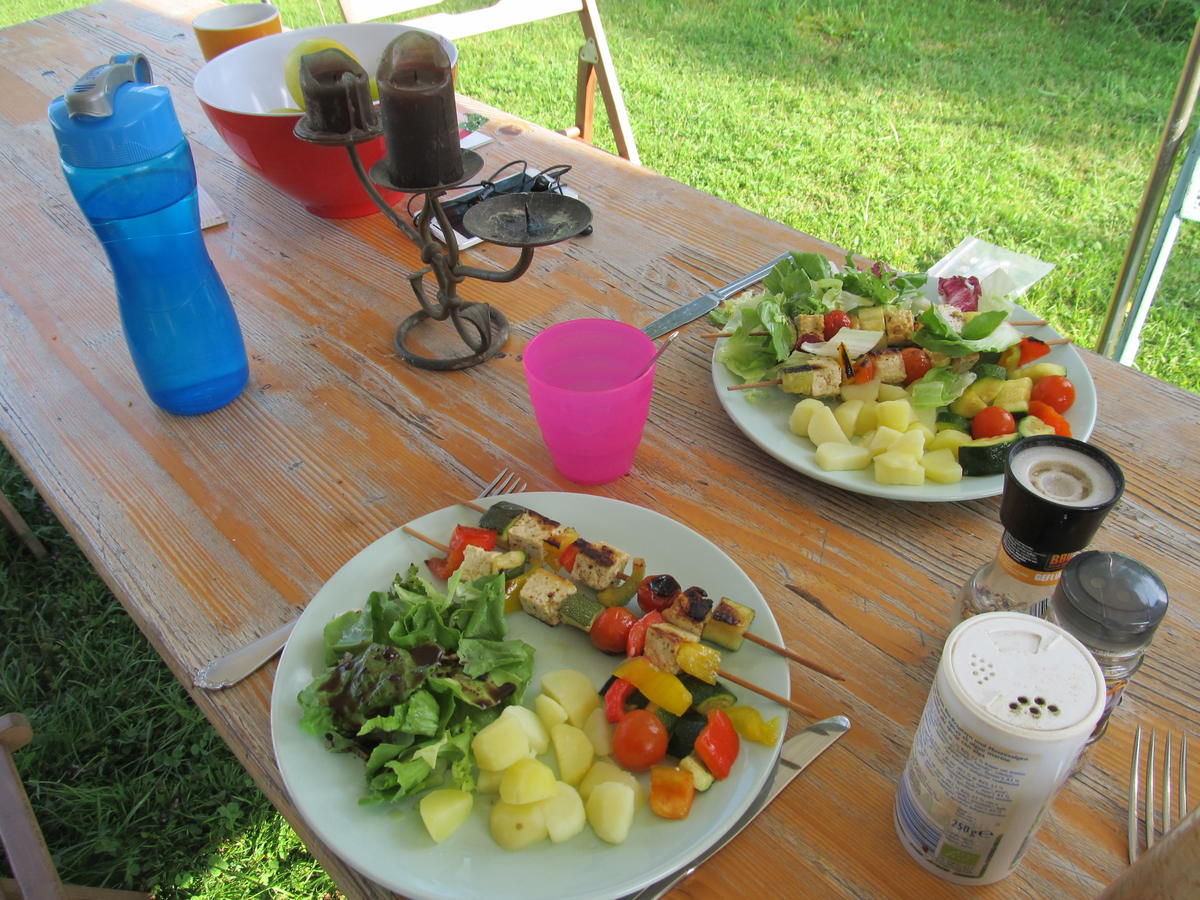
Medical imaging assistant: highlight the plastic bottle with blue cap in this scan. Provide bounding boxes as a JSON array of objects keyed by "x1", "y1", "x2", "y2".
[{"x1": 48, "y1": 53, "x2": 248, "y2": 415}]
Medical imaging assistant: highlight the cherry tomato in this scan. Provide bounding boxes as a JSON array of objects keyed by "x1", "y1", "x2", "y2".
[
  {"x1": 971, "y1": 406, "x2": 1016, "y2": 440},
  {"x1": 590, "y1": 606, "x2": 638, "y2": 654},
  {"x1": 901, "y1": 347, "x2": 932, "y2": 385},
  {"x1": 612, "y1": 709, "x2": 669, "y2": 771},
  {"x1": 849, "y1": 354, "x2": 876, "y2": 385},
  {"x1": 823, "y1": 310, "x2": 852, "y2": 341},
  {"x1": 1028, "y1": 400, "x2": 1072, "y2": 437},
  {"x1": 1030, "y1": 375, "x2": 1076, "y2": 414},
  {"x1": 636, "y1": 574, "x2": 681, "y2": 614}
]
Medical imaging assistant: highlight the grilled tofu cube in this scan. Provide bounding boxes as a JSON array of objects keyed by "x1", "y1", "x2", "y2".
[
  {"x1": 703, "y1": 598, "x2": 757, "y2": 651},
  {"x1": 780, "y1": 356, "x2": 842, "y2": 398},
  {"x1": 868, "y1": 348, "x2": 907, "y2": 384},
  {"x1": 929, "y1": 350, "x2": 982, "y2": 374},
  {"x1": 793, "y1": 313, "x2": 825, "y2": 338},
  {"x1": 519, "y1": 568, "x2": 577, "y2": 626},
  {"x1": 662, "y1": 587, "x2": 715, "y2": 637},
  {"x1": 569, "y1": 538, "x2": 630, "y2": 590},
  {"x1": 644, "y1": 622, "x2": 699, "y2": 675},
  {"x1": 939, "y1": 305, "x2": 966, "y2": 332},
  {"x1": 505, "y1": 511, "x2": 570, "y2": 566},
  {"x1": 457, "y1": 544, "x2": 503, "y2": 582},
  {"x1": 883, "y1": 308, "x2": 916, "y2": 346}
]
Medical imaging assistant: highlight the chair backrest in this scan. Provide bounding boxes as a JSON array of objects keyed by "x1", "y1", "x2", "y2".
[
  {"x1": 0, "y1": 713, "x2": 149, "y2": 900},
  {"x1": 337, "y1": 0, "x2": 640, "y2": 163}
]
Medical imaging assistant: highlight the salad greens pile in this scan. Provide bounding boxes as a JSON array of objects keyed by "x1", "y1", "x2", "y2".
[
  {"x1": 709, "y1": 252, "x2": 926, "y2": 384},
  {"x1": 298, "y1": 565, "x2": 534, "y2": 805}
]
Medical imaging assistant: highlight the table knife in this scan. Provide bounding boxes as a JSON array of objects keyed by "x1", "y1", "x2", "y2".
[
  {"x1": 641, "y1": 252, "x2": 792, "y2": 339},
  {"x1": 627, "y1": 714, "x2": 851, "y2": 900},
  {"x1": 193, "y1": 619, "x2": 296, "y2": 690}
]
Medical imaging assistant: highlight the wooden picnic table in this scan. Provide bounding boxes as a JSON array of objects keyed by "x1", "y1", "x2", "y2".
[{"x1": 2, "y1": 1, "x2": 1198, "y2": 897}]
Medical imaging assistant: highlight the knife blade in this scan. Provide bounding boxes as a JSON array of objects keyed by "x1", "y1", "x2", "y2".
[
  {"x1": 627, "y1": 714, "x2": 851, "y2": 900},
  {"x1": 641, "y1": 252, "x2": 792, "y2": 339},
  {"x1": 193, "y1": 619, "x2": 296, "y2": 690}
]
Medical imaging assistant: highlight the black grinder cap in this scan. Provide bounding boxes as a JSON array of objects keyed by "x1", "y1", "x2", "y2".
[{"x1": 1000, "y1": 436, "x2": 1125, "y2": 554}]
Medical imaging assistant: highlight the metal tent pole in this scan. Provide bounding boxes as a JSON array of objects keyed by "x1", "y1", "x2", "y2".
[{"x1": 1098, "y1": 17, "x2": 1200, "y2": 359}]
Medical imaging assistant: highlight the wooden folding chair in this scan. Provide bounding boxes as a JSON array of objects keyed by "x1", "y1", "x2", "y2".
[
  {"x1": 0, "y1": 493, "x2": 47, "y2": 560},
  {"x1": 0, "y1": 713, "x2": 150, "y2": 900},
  {"x1": 338, "y1": 0, "x2": 640, "y2": 163}
]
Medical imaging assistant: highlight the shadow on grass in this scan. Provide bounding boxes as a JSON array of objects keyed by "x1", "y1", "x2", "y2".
[{"x1": 0, "y1": 448, "x2": 339, "y2": 899}]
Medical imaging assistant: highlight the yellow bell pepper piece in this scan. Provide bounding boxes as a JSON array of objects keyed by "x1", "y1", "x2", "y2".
[
  {"x1": 503, "y1": 572, "x2": 529, "y2": 614},
  {"x1": 725, "y1": 705, "x2": 782, "y2": 746},
  {"x1": 613, "y1": 656, "x2": 692, "y2": 716},
  {"x1": 676, "y1": 642, "x2": 721, "y2": 685}
]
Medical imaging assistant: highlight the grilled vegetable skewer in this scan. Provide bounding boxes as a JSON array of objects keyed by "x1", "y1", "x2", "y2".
[{"x1": 400, "y1": 524, "x2": 817, "y2": 717}]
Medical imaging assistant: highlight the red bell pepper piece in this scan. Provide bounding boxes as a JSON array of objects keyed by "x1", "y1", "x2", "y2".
[
  {"x1": 626, "y1": 610, "x2": 664, "y2": 658},
  {"x1": 694, "y1": 708, "x2": 739, "y2": 780},
  {"x1": 558, "y1": 542, "x2": 580, "y2": 573},
  {"x1": 604, "y1": 677, "x2": 637, "y2": 723},
  {"x1": 426, "y1": 525, "x2": 497, "y2": 579}
]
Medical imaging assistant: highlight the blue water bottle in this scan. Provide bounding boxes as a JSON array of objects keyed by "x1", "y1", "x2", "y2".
[{"x1": 48, "y1": 54, "x2": 248, "y2": 415}]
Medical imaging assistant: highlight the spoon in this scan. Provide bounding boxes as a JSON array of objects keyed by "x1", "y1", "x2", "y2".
[{"x1": 636, "y1": 330, "x2": 680, "y2": 378}]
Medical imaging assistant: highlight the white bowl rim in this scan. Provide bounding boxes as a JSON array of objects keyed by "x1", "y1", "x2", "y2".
[{"x1": 193, "y1": 22, "x2": 458, "y2": 117}]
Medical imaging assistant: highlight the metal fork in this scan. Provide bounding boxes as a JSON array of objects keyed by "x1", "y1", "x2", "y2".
[
  {"x1": 1128, "y1": 727, "x2": 1191, "y2": 863},
  {"x1": 193, "y1": 469, "x2": 527, "y2": 689}
]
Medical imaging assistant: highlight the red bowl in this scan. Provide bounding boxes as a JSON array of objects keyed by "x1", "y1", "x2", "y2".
[{"x1": 193, "y1": 24, "x2": 458, "y2": 219}]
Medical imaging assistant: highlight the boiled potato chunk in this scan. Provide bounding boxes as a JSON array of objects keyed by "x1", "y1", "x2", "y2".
[
  {"x1": 476, "y1": 767, "x2": 504, "y2": 794},
  {"x1": 875, "y1": 399, "x2": 913, "y2": 432},
  {"x1": 839, "y1": 377, "x2": 882, "y2": 403},
  {"x1": 578, "y1": 759, "x2": 647, "y2": 808},
  {"x1": 814, "y1": 442, "x2": 872, "y2": 471},
  {"x1": 866, "y1": 425, "x2": 904, "y2": 456},
  {"x1": 833, "y1": 399, "x2": 863, "y2": 439},
  {"x1": 874, "y1": 450, "x2": 927, "y2": 485},
  {"x1": 501, "y1": 704, "x2": 550, "y2": 755},
  {"x1": 472, "y1": 714, "x2": 530, "y2": 771},
  {"x1": 534, "y1": 693, "x2": 569, "y2": 730},
  {"x1": 500, "y1": 757, "x2": 558, "y2": 805},
  {"x1": 583, "y1": 705, "x2": 613, "y2": 757},
  {"x1": 921, "y1": 448, "x2": 964, "y2": 484},
  {"x1": 888, "y1": 428, "x2": 926, "y2": 459},
  {"x1": 928, "y1": 428, "x2": 973, "y2": 458},
  {"x1": 807, "y1": 405, "x2": 848, "y2": 446},
  {"x1": 877, "y1": 383, "x2": 909, "y2": 401},
  {"x1": 419, "y1": 789, "x2": 473, "y2": 843},
  {"x1": 586, "y1": 781, "x2": 635, "y2": 844},
  {"x1": 550, "y1": 723, "x2": 595, "y2": 785},
  {"x1": 788, "y1": 397, "x2": 826, "y2": 436},
  {"x1": 490, "y1": 799, "x2": 548, "y2": 850},
  {"x1": 540, "y1": 781, "x2": 586, "y2": 843},
  {"x1": 853, "y1": 399, "x2": 879, "y2": 435},
  {"x1": 540, "y1": 669, "x2": 600, "y2": 728}
]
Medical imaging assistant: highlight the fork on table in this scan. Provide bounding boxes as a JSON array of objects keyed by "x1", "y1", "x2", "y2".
[
  {"x1": 192, "y1": 468, "x2": 527, "y2": 690},
  {"x1": 1128, "y1": 727, "x2": 1192, "y2": 863}
]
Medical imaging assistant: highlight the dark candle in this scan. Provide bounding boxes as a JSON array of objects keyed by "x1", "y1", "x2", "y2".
[
  {"x1": 377, "y1": 31, "x2": 462, "y2": 189},
  {"x1": 295, "y1": 48, "x2": 379, "y2": 143}
]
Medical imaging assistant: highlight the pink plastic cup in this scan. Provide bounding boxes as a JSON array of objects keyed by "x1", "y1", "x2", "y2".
[{"x1": 523, "y1": 319, "x2": 658, "y2": 484}]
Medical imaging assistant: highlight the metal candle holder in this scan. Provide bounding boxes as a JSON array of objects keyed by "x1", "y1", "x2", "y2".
[{"x1": 293, "y1": 44, "x2": 591, "y2": 370}]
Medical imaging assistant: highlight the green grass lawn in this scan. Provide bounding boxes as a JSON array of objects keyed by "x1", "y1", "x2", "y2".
[{"x1": 2, "y1": 0, "x2": 1198, "y2": 895}]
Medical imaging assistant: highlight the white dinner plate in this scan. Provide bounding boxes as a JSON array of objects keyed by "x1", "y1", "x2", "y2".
[
  {"x1": 712, "y1": 304, "x2": 1097, "y2": 502},
  {"x1": 271, "y1": 492, "x2": 789, "y2": 900}
]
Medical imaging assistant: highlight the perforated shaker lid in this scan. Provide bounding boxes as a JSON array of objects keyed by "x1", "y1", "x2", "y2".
[
  {"x1": 944, "y1": 612, "x2": 1105, "y2": 739},
  {"x1": 47, "y1": 53, "x2": 184, "y2": 168},
  {"x1": 1052, "y1": 551, "x2": 1168, "y2": 652}
]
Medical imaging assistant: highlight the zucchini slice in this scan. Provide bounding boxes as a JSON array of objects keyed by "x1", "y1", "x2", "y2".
[{"x1": 958, "y1": 433, "x2": 1019, "y2": 476}]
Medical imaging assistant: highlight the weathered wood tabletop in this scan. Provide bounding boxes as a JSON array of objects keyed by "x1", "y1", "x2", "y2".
[{"x1": 2, "y1": 2, "x2": 1198, "y2": 897}]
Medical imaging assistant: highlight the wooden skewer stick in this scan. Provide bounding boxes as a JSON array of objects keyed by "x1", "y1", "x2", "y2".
[
  {"x1": 1010, "y1": 320, "x2": 1049, "y2": 326},
  {"x1": 716, "y1": 668, "x2": 816, "y2": 718},
  {"x1": 727, "y1": 379, "x2": 782, "y2": 391},
  {"x1": 703, "y1": 320, "x2": 1054, "y2": 340},
  {"x1": 1045, "y1": 337, "x2": 1072, "y2": 346},
  {"x1": 743, "y1": 632, "x2": 845, "y2": 681},
  {"x1": 403, "y1": 524, "x2": 448, "y2": 553}
]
